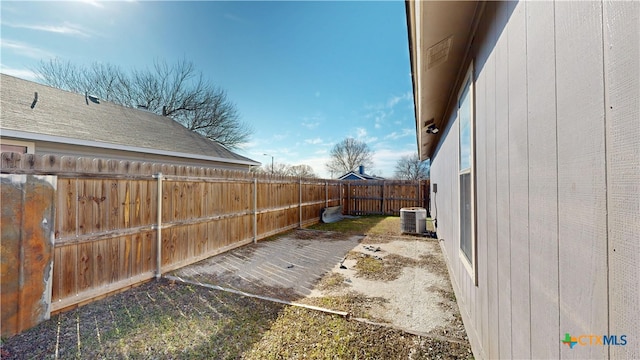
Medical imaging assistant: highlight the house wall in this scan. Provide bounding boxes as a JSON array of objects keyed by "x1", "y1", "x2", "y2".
[
  {"x1": 13, "y1": 139, "x2": 253, "y2": 171},
  {"x1": 429, "y1": 1, "x2": 639, "y2": 359}
]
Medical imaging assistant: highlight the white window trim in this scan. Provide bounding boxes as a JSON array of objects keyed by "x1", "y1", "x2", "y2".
[
  {"x1": 0, "y1": 138, "x2": 35, "y2": 154},
  {"x1": 457, "y1": 62, "x2": 477, "y2": 285}
]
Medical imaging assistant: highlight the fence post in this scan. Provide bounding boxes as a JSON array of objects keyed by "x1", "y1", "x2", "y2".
[
  {"x1": 153, "y1": 172, "x2": 163, "y2": 279},
  {"x1": 347, "y1": 183, "x2": 351, "y2": 215},
  {"x1": 299, "y1": 179, "x2": 302, "y2": 228},
  {"x1": 253, "y1": 178, "x2": 257, "y2": 243},
  {"x1": 325, "y1": 181, "x2": 328, "y2": 208},
  {"x1": 381, "y1": 181, "x2": 385, "y2": 215}
]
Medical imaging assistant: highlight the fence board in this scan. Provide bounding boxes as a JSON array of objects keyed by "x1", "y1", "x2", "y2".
[
  {"x1": 77, "y1": 179, "x2": 92, "y2": 235},
  {"x1": 78, "y1": 242, "x2": 93, "y2": 291},
  {"x1": 56, "y1": 178, "x2": 76, "y2": 239},
  {"x1": 92, "y1": 180, "x2": 107, "y2": 233},
  {"x1": 142, "y1": 231, "x2": 155, "y2": 274},
  {"x1": 93, "y1": 239, "x2": 108, "y2": 287},
  {"x1": 119, "y1": 235, "x2": 131, "y2": 282}
]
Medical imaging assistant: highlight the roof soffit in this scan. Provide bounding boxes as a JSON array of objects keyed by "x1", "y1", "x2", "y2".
[{"x1": 410, "y1": 1, "x2": 481, "y2": 160}]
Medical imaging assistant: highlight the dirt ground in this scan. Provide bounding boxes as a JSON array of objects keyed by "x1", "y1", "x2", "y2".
[{"x1": 306, "y1": 235, "x2": 468, "y2": 343}]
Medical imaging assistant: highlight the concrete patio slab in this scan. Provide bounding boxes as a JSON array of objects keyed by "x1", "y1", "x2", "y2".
[{"x1": 170, "y1": 229, "x2": 362, "y2": 301}]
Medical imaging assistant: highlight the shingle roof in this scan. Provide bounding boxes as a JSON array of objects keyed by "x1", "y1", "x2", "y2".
[{"x1": 0, "y1": 74, "x2": 259, "y2": 166}]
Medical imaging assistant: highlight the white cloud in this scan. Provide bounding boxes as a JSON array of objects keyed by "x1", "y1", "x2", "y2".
[
  {"x1": 361, "y1": 92, "x2": 412, "y2": 130},
  {"x1": 302, "y1": 121, "x2": 320, "y2": 130},
  {"x1": 272, "y1": 132, "x2": 289, "y2": 141},
  {"x1": 384, "y1": 128, "x2": 414, "y2": 140},
  {"x1": 371, "y1": 147, "x2": 416, "y2": 179},
  {"x1": 224, "y1": 13, "x2": 249, "y2": 24},
  {"x1": 305, "y1": 138, "x2": 323, "y2": 145},
  {"x1": 0, "y1": 64, "x2": 38, "y2": 81},
  {"x1": 352, "y1": 128, "x2": 378, "y2": 143},
  {"x1": 0, "y1": 39, "x2": 54, "y2": 59},
  {"x1": 294, "y1": 155, "x2": 332, "y2": 178},
  {"x1": 386, "y1": 91, "x2": 412, "y2": 108},
  {"x1": 4, "y1": 22, "x2": 91, "y2": 37},
  {"x1": 386, "y1": 95, "x2": 403, "y2": 108},
  {"x1": 301, "y1": 114, "x2": 323, "y2": 129},
  {"x1": 77, "y1": 0, "x2": 105, "y2": 8}
]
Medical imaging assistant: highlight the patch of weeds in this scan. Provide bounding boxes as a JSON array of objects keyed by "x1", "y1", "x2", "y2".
[
  {"x1": 354, "y1": 254, "x2": 385, "y2": 278},
  {"x1": 316, "y1": 272, "x2": 349, "y2": 292},
  {"x1": 353, "y1": 253, "x2": 413, "y2": 281},
  {"x1": 352, "y1": 250, "x2": 450, "y2": 282},
  {"x1": 417, "y1": 252, "x2": 450, "y2": 279}
]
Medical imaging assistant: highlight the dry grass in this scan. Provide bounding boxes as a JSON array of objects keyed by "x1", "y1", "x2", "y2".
[
  {"x1": 1, "y1": 280, "x2": 283, "y2": 359},
  {"x1": 315, "y1": 272, "x2": 349, "y2": 292},
  {"x1": 308, "y1": 215, "x2": 396, "y2": 235},
  {"x1": 299, "y1": 292, "x2": 389, "y2": 320},
  {"x1": 1, "y1": 279, "x2": 471, "y2": 360},
  {"x1": 243, "y1": 305, "x2": 472, "y2": 360}
]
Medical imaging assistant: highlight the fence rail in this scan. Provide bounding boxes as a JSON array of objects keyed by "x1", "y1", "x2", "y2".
[{"x1": 1, "y1": 152, "x2": 428, "y2": 336}]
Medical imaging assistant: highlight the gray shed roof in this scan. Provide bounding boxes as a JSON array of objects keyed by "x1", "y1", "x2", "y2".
[{"x1": 0, "y1": 74, "x2": 259, "y2": 166}]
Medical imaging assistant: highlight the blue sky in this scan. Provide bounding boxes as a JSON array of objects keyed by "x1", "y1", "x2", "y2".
[{"x1": 1, "y1": 1, "x2": 417, "y2": 178}]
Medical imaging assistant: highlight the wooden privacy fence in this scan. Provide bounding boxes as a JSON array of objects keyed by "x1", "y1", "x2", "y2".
[
  {"x1": 342, "y1": 179, "x2": 430, "y2": 216},
  {"x1": 1, "y1": 152, "x2": 428, "y2": 336}
]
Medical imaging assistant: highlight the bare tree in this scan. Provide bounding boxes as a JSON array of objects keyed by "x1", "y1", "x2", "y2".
[
  {"x1": 394, "y1": 153, "x2": 430, "y2": 180},
  {"x1": 33, "y1": 58, "x2": 252, "y2": 149},
  {"x1": 325, "y1": 137, "x2": 374, "y2": 177},
  {"x1": 288, "y1": 164, "x2": 317, "y2": 178},
  {"x1": 251, "y1": 163, "x2": 317, "y2": 178}
]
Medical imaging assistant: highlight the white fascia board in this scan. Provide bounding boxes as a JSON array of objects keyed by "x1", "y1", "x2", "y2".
[
  {"x1": 339, "y1": 172, "x2": 367, "y2": 180},
  {"x1": 414, "y1": 0, "x2": 424, "y2": 160},
  {"x1": 1, "y1": 129, "x2": 261, "y2": 166}
]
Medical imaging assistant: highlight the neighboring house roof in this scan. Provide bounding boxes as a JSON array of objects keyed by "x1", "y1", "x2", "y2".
[
  {"x1": 338, "y1": 166, "x2": 384, "y2": 180},
  {"x1": 0, "y1": 74, "x2": 260, "y2": 167}
]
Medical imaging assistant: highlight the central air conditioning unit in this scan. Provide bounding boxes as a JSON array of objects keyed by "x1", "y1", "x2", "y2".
[{"x1": 400, "y1": 207, "x2": 427, "y2": 235}]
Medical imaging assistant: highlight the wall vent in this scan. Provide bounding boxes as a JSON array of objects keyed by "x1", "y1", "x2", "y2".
[{"x1": 427, "y1": 35, "x2": 453, "y2": 69}]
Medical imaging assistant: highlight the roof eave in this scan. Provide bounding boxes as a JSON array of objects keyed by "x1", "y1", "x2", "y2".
[
  {"x1": 2, "y1": 129, "x2": 262, "y2": 167},
  {"x1": 406, "y1": 0, "x2": 484, "y2": 161}
]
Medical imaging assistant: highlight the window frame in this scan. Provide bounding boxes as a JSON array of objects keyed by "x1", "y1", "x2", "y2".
[{"x1": 457, "y1": 62, "x2": 477, "y2": 285}]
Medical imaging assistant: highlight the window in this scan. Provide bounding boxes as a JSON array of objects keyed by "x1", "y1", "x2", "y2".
[
  {"x1": 1, "y1": 144, "x2": 28, "y2": 153},
  {"x1": 458, "y1": 64, "x2": 476, "y2": 283},
  {"x1": 0, "y1": 140, "x2": 35, "y2": 154}
]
